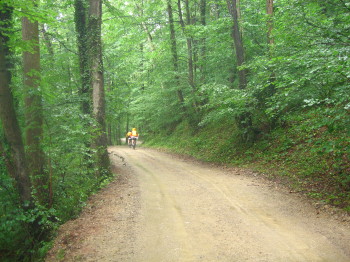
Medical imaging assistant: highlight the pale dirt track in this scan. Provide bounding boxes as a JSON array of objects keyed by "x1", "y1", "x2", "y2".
[{"x1": 46, "y1": 146, "x2": 350, "y2": 262}]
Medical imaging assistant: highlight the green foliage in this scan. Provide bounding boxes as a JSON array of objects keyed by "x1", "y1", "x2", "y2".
[
  {"x1": 144, "y1": 105, "x2": 350, "y2": 209},
  {"x1": 0, "y1": 168, "x2": 23, "y2": 260},
  {"x1": 1, "y1": 1, "x2": 114, "y2": 260},
  {"x1": 0, "y1": 160, "x2": 57, "y2": 261},
  {"x1": 199, "y1": 84, "x2": 250, "y2": 125}
]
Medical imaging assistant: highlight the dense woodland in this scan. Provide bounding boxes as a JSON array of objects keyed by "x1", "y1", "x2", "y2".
[{"x1": 0, "y1": 0, "x2": 349, "y2": 260}]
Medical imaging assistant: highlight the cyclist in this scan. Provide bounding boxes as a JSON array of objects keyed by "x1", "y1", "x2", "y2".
[
  {"x1": 130, "y1": 128, "x2": 139, "y2": 148},
  {"x1": 126, "y1": 130, "x2": 132, "y2": 146}
]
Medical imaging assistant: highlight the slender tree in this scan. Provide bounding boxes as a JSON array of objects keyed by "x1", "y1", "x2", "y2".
[
  {"x1": 177, "y1": 0, "x2": 195, "y2": 91},
  {"x1": 226, "y1": 0, "x2": 247, "y2": 89},
  {"x1": 266, "y1": 0, "x2": 276, "y2": 98},
  {"x1": 88, "y1": 0, "x2": 110, "y2": 176},
  {"x1": 74, "y1": 0, "x2": 91, "y2": 115},
  {"x1": 22, "y1": 0, "x2": 47, "y2": 204},
  {"x1": 199, "y1": 0, "x2": 207, "y2": 83},
  {"x1": 0, "y1": 3, "x2": 32, "y2": 205},
  {"x1": 166, "y1": 0, "x2": 185, "y2": 106}
]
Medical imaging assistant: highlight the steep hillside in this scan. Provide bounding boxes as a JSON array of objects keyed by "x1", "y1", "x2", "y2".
[{"x1": 144, "y1": 108, "x2": 350, "y2": 211}]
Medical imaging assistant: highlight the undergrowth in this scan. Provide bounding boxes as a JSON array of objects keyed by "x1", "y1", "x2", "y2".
[
  {"x1": 0, "y1": 156, "x2": 115, "y2": 262},
  {"x1": 144, "y1": 108, "x2": 350, "y2": 211}
]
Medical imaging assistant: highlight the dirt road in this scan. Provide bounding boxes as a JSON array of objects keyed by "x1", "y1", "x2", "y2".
[{"x1": 46, "y1": 146, "x2": 350, "y2": 262}]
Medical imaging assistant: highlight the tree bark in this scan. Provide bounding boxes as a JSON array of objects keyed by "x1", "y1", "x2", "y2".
[
  {"x1": 266, "y1": 0, "x2": 276, "y2": 113},
  {"x1": 199, "y1": 0, "x2": 207, "y2": 83},
  {"x1": 107, "y1": 123, "x2": 112, "y2": 145},
  {"x1": 88, "y1": 0, "x2": 110, "y2": 176},
  {"x1": 22, "y1": 1, "x2": 47, "y2": 204},
  {"x1": 75, "y1": 0, "x2": 91, "y2": 115},
  {"x1": 177, "y1": 0, "x2": 195, "y2": 90},
  {"x1": 116, "y1": 116, "x2": 122, "y2": 145},
  {"x1": 226, "y1": 0, "x2": 247, "y2": 89},
  {"x1": 166, "y1": 0, "x2": 185, "y2": 105},
  {"x1": 0, "y1": 4, "x2": 32, "y2": 205},
  {"x1": 266, "y1": 0, "x2": 275, "y2": 85}
]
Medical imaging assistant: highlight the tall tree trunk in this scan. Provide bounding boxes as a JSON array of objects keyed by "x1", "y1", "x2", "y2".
[
  {"x1": 226, "y1": 0, "x2": 247, "y2": 89},
  {"x1": 199, "y1": 0, "x2": 207, "y2": 83},
  {"x1": 75, "y1": 0, "x2": 91, "y2": 115},
  {"x1": 126, "y1": 106, "x2": 130, "y2": 134},
  {"x1": 88, "y1": 0, "x2": 110, "y2": 176},
  {"x1": 177, "y1": 0, "x2": 195, "y2": 91},
  {"x1": 227, "y1": 0, "x2": 254, "y2": 142},
  {"x1": 266, "y1": 0, "x2": 276, "y2": 127},
  {"x1": 107, "y1": 123, "x2": 112, "y2": 145},
  {"x1": 0, "y1": 4, "x2": 32, "y2": 205},
  {"x1": 166, "y1": 0, "x2": 185, "y2": 106},
  {"x1": 22, "y1": 1, "x2": 47, "y2": 205},
  {"x1": 236, "y1": 0, "x2": 241, "y2": 20},
  {"x1": 116, "y1": 115, "x2": 122, "y2": 145},
  {"x1": 266, "y1": 0, "x2": 275, "y2": 92}
]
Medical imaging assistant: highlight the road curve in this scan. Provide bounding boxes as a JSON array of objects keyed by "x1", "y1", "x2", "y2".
[{"x1": 111, "y1": 146, "x2": 350, "y2": 262}]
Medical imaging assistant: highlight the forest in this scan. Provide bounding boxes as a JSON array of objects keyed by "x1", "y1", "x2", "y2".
[{"x1": 0, "y1": 0, "x2": 349, "y2": 260}]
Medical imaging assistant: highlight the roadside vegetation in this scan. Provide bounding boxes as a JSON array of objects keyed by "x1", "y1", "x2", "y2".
[{"x1": 144, "y1": 105, "x2": 350, "y2": 211}]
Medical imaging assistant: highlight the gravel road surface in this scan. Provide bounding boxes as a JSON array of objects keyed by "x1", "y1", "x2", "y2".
[{"x1": 46, "y1": 146, "x2": 350, "y2": 262}]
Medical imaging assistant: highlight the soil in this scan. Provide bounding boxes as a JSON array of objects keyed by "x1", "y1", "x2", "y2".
[{"x1": 46, "y1": 146, "x2": 350, "y2": 262}]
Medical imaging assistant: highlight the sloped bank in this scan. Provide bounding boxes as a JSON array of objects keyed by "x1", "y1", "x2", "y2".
[{"x1": 143, "y1": 110, "x2": 350, "y2": 212}]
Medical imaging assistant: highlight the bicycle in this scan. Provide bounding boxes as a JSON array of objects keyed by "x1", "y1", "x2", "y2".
[{"x1": 130, "y1": 137, "x2": 137, "y2": 149}]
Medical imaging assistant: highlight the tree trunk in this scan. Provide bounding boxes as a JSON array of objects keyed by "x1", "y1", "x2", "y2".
[
  {"x1": 166, "y1": 0, "x2": 185, "y2": 106},
  {"x1": 236, "y1": 0, "x2": 241, "y2": 20},
  {"x1": 177, "y1": 0, "x2": 195, "y2": 90},
  {"x1": 22, "y1": 2, "x2": 47, "y2": 205},
  {"x1": 75, "y1": 0, "x2": 91, "y2": 115},
  {"x1": 266, "y1": 0, "x2": 276, "y2": 123},
  {"x1": 0, "y1": 4, "x2": 32, "y2": 205},
  {"x1": 226, "y1": 0, "x2": 247, "y2": 89},
  {"x1": 266, "y1": 0, "x2": 275, "y2": 91},
  {"x1": 226, "y1": 0, "x2": 254, "y2": 141},
  {"x1": 107, "y1": 123, "x2": 112, "y2": 145},
  {"x1": 199, "y1": 0, "x2": 207, "y2": 83},
  {"x1": 88, "y1": 0, "x2": 110, "y2": 176},
  {"x1": 116, "y1": 116, "x2": 122, "y2": 145}
]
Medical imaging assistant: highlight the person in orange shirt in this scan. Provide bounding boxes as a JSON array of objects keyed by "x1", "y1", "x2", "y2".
[
  {"x1": 130, "y1": 128, "x2": 139, "y2": 149},
  {"x1": 126, "y1": 130, "x2": 132, "y2": 146},
  {"x1": 131, "y1": 128, "x2": 138, "y2": 138}
]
